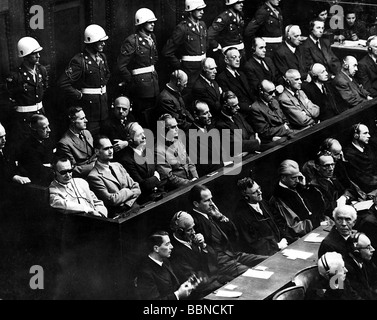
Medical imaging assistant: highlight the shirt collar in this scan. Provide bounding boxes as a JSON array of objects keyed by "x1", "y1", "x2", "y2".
[
  {"x1": 226, "y1": 66, "x2": 239, "y2": 78},
  {"x1": 285, "y1": 41, "x2": 296, "y2": 53},
  {"x1": 193, "y1": 208, "x2": 209, "y2": 220},
  {"x1": 173, "y1": 234, "x2": 192, "y2": 250},
  {"x1": 248, "y1": 202, "x2": 263, "y2": 215},
  {"x1": 352, "y1": 141, "x2": 364, "y2": 153},
  {"x1": 148, "y1": 255, "x2": 163, "y2": 267}
]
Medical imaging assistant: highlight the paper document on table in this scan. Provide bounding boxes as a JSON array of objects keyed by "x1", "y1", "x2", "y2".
[
  {"x1": 353, "y1": 200, "x2": 373, "y2": 212},
  {"x1": 343, "y1": 40, "x2": 366, "y2": 47},
  {"x1": 304, "y1": 233, "x2": 325, "y2": 243},
  {"x1": 224, "y1": 284, "x2": 238, "y2": 290},
  {"x1": 282, "y1": 249, "x2": 313, "y2": 260},
  {"x1": 242, "y1": 269, "x2": 274, "y2": 279},
  {"x1": 215, "y1": 290, "x2": 243, "y2": 298}
]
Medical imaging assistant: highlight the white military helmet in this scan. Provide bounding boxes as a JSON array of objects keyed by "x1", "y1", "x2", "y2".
[
  {"x1": 17, "y1": 37, "x2": 43, "y2": 58},
  {"x1": 185, "y1": 0, "x2": 206, "y2": 12},
  {"x1": 225, "y1": 0, "x2": 244, "y2": 5},
  {"x1": 135, "y1": 8, "x2": 157, "y2": 26},
  {"x1": 84, "y1": 24, "x2": 109, "y2": 44}
]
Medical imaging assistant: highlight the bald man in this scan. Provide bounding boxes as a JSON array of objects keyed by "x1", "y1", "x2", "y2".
[
  {"x1": 302, "y1": 63, "x2": 346, "y2": 121},
  {"x1": 155, "y1": 69, "x2": 195, "y2": 133},
  {"x1": 192, "y1": 57, "x2": 222, "y2": 117},
  {"x1": 333, "y1": 55, "x2": 372, "y2": 108},
  {"x1": 356, "y1": 36, "x2": 377, "y2": 98}
]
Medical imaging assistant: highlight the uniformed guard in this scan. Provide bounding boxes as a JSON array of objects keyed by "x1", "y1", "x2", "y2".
[
  {"x1": 58, "y1": 24, "x2": 110, "y2": 134},
  {"x1": 208, "y1": 0, "x2": 246, "y2": 59},
  {"x1": 117, "y1": 8, "x2": 159, "y2": 129},
  {"x1": 6, "y1": 36, "x2": 48, "y2": 156},
  {"x1": 244, "y1": 0, "x2": 284, "y2": 58},
  {"x1": 162, "y1": 0, "x2": 208, "y2": 91}
]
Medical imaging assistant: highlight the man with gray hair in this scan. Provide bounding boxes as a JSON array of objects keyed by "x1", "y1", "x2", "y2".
[
  {"x1": 278, "y1": 69, "x2": 320, "y2": 130},
  {"x1": 333, "y1": 55, "x2": 372, "y2": 109}
]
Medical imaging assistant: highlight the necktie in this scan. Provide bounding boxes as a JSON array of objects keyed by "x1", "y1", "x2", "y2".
[
  {"x1": 261, "y1": 59, "x2": 269, "y2": 71},
  {"x1": 0, "y1": 151, "x2": 5, "y2": 167},
  {"x1": 109, "y1": 165, "x2": 118, "y2": 181},
  {"x1": 95, "y1": 53, "x2": 101, "y2": 66},
  {"x1": 322, "y1": 84, "x2": 327, "y2": 95},
  {"x1": 316, "y1": 40, "x2": 321, "y2": 50}
]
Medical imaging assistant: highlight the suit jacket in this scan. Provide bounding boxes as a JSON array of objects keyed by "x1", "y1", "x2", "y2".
[
  {"x1": 358, "y1": 206, "x2": 377, "y2": 266},
  {"x1": 302, "y1": 37, "x2": 341, "y2": 76},
  {"x1": 216, "y1": 68, "x2": 255, "y2": 114},
  {"x1": 192, "y1": 75, "x2": 222, "y2": 117},
  {"x1": 87, "y1": 161, "x2": 141, "y2": 215},
  {"x1": 302, "y1": 81, "x2": 347, "y2": 121},
  {"x1": 56, "y1": 129, "x2": 96, "y2": 178},
  {"x1": 243, "y1": 56, "x2": 279, "y2": 95},
  {"x1": 333, "y1": 71, "x2": 370, "y2": 108},
  {"x1": 249, "y1": 98, "x2": 293, "y2": 142},
  {"x1": 135, "y1": 257, "x2": 180, "y2": 300},
  {"x1": 49, "y1": 178, "x2": 107, "y2": 216},
  {"x1": 318, "y1": 225, "x2": 348, "y2": 259},
  {"x1": 356, "y1": 54, "x2": 377, "y2": 98},
  {"x1": 278, "y1": 89, "x2": 320, "y2": 129},
  {"x1": 273, "y1": 42, "x2": 308, "y2": 82}
]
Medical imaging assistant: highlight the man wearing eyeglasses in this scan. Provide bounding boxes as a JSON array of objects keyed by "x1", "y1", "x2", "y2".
[{"x1": 49, "y1": 156, "x2": 107, "y2": 217}]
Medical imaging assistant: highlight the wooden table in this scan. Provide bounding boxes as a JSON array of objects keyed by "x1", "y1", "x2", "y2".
[
  {"x1": 204, "y1": 225, "x2": 330, "y2": 300},
  {"x1": 331, "y1": 41, "x2": 367, "y2": 60}
]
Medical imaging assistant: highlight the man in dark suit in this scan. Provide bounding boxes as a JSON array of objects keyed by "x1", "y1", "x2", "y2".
[
  {"x1": 355, "y1": 35, "x2": 377, "y2": 98},
  {"x1": 273, "y1": 25, "x2": 309, "y2": 83},
  {"x1": 333, "y1": 55, "x2": 373, "y2": 109},
  {"x1": 216, "y1": 47, "x2": 255, "y2": 116},
  {"x1": 303, "y1": 63, "x2": 347, "y2": 121},
  {"x1": 192, "y1": 57, "x2": 222, "y2": 117},
  {"x1": 56, "y1": 106, "x2": 97, "y2": 178},
  {"x1": 135, "y1": 230, "x2": 196, "y2": 300},
  {"x1": 302, "y1": 19, "x2": 341, "y2": 78},
  {"x1": 189, "y1": 184, "x2": 268, "y2": 283},
  {"x1": 87, "y1": 135, "x2": 141, "y2": 218},
  {"x1": 234, "y1": 177, "x2": 292, "y2": 256},
  {"x1": 18, "y1": 114, "x2": 54, "y2": 186}
]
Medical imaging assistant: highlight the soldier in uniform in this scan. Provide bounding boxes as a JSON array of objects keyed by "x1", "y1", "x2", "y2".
[
  {"x1": 162, "y1": 0, "x2": 208, "y2": 92},
  {"x1": 6, "y1": 36, "x2": 48, "y2": 156},
  {"x1": 208, "y1": 0, "x2": 246, "y2": 69},
  {"x1": 244, "y1": 0, "x2": 284, "y2": 59},
  {"x1": 58, "y1": 24, "x2": 110, "y2": 135},
  {"x1": 117, "y1": 8, "x2": 159, "y2": 129}
]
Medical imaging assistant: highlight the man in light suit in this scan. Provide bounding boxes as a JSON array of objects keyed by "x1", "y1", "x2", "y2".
[
  {"x1": 87, "y1": 135, "x2": 141, "y2": 218},
  {"x1": 49, "y1": 156, "x2": 107, "y2": 217},
  {"x1": 333, "y1": 55, "x2": 373, "y2": 109},
  {"x1": 355, "y1": 36, "x2": 377, "y2": 98},
  {"x1": 56, "y1": 107, "x2": 96, "y2": 178},
  {"x1": 302, "y1": 19, "x2": 341, "y2": 78},
  {"x1": 278, "y1": 69, "x2": 320, "y2": 130}
]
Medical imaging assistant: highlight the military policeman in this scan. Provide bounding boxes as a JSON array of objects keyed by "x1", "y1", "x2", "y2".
[
  {"x1": 208, "y1": 0, "x2": 246, "y2": 60},
  {"x1": 6, "y1": 36, "x2": 48, "y2": 155},
  {"x1": 58, "y1": 24, "x2": 110, "y2": 134},
  {"x1": 117, "y1": 8, "x2": 159, "y2": 129},
  {"x1": 244, "y1": 0, "x2": 284, "y2": 58},
  {"x1": 162, "y1": 0, "x2": 208, "y2": 91}
]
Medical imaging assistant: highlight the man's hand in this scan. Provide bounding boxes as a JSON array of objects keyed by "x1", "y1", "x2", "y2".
[
  {"x1": 113, "y1": 139, "x2": 128, "y2": 152},
  {"x1": 12, "y1": 175, "x2": 31, "y2": 185},
  {"x1": 278, "y1": 238, "x2": 288, "y2": 250}
]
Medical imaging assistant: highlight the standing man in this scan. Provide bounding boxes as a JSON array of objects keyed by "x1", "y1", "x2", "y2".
[
  {"x1": 6, "y1": 36, "x2": 48, "y2": 155},
  {"x1": 58, "y1": 24, "x2": 110, "y2": 134},
  {"x1": 117, "y1": 8, "x2": 159, "y2": 128},
  {"x1": 244, "y1": 0, "x2": 284, "y2": 58},
  {"x1": 162, "y1": 0, "x2": 208, "y2": 91}
]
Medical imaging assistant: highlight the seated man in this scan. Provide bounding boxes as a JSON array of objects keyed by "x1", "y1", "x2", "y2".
[
  {"x1": 189, "y1": 184, "x2": 268, "y2": 283},
  {"x1": 49, "y1": 156, "x2": 107, "y2": 217},
  {"x1": 135, "y1": 230, "x2": 198, "y2": 300},
  {"x1": 234, "y1": 177, "x2": 292, "y2": 255},
  {"x1": 154, "y1": 70, "x2": 194, "y2": 133},
  {"x1": 278, "y1": 69, "x2": 320, "y2": 130},
  {"x1": 192, "y1": 57, "x2": 222, "y2": 118},
  {"x1": 249, "y1": 79, "x2": 296, "y2": 144},
  {"x1": 343, "y1": 123, "x2": 377, "y2": 194},
  {"x1": 56, "y1": 106, "x2": 97, "y2": 178},
  {"x1": 120, "y1": 122, "x2": 166, "y2": 204},
  {"x1": 99, "y1": 95, "x2": 135, "y2": 161},
  {"x1": 270, "y1": 159, "x2": 326, "y2": 238},
  {"x1": 215, "y1": 90, "x2": 261, "y2": 158},
  {"x1": 333, "y1": 56, "x2": 372, "y2": 109},
  {"x1": 302, "y1": 63, "x2": 347, "y2": 121},
  {"x1": 155, "y1": 114, "x2": 198, "y2": 191},
  {"x1": 87, "y1": 135, "x2": 141, "y2": 218},
  {"x1": 216, "y1": 47, "x2": 255, "y2": 116},
  {"x1": 169, "y1": 211, "x2": 222, "y2": 298},
  {"x1": 355, "y1": 36, "x2": 377, "y2": 98},
  {"x1": 318, "y1": 205, "x2": 357, "y2": 259},
  {"x1": 18, "y1": 114, "x2": 54, "y2": 186}
]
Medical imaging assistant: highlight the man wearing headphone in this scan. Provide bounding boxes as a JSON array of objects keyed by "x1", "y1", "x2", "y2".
[{"x1": 355, "y1": 36, "x2": 377, "y2": 98}]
